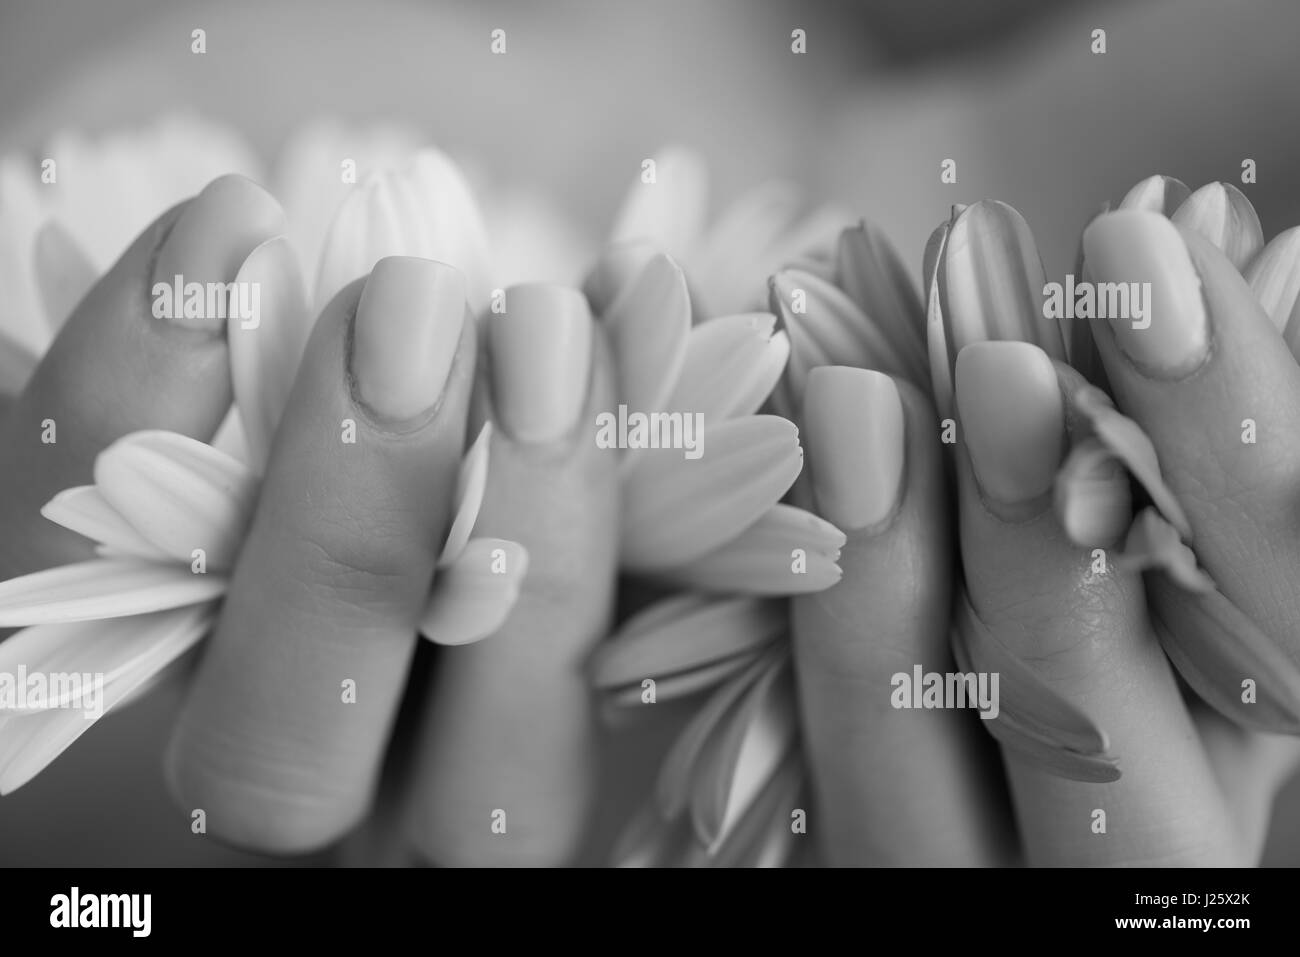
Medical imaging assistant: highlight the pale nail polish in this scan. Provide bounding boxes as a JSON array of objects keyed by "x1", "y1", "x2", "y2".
[
  {"x1": 489, "y1": 283, "x2": 592, "y2": 443},
  {"x1": 956, "y1": 341, "x2": 1063, "y2": 506},
  {"x1": 1082, "y1": 210, "x2": 1209, "y2": 379},
  {"x1": 352, "y1": 257, "x2": 466, "y2": 421},
  {"x1": 802, "y1": 366, "x2": 905, "y2": 530},
  {"x1": 152, "y1": 175, "x2": 286, "y2": 329}
]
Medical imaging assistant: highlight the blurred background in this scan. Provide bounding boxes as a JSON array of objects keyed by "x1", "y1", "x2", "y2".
[{"x1": 2, "y1": 0, "x2": 1300, "y2": 865}]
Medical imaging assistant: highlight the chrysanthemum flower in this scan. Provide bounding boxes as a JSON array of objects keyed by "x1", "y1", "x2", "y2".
[{"x1": 0, "y1": 154, "x2": 528, "y2": 794}]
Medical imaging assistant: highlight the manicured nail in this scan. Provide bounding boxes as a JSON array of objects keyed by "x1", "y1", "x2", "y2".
[
  {"x1": 956, "y1": 341, "x2": 1063, "y2": 507},
  {"x1": 489, "y1": 283, "x2": 592, "y2": 443},
  {"x1": 802, "y1": 366, "x2": 905, "y2": 530},
  {"x1": 152, "y1": 175, "x2": 285, "y2": 329},
  {"x1": 1082, "y1": 210, "x2": 1209, "y2": 379},
  {"x1": 352, "y1": 256, "x2": 466, "y2": 422}
]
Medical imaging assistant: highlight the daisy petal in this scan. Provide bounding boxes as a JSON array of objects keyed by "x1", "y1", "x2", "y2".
[
  {"x1": 690, "y1": 654, "x2": 798, "y2": 851},
  {"x1": 1115, "y1": 508, "x2": 1214, "y2": 593},
  {"x1": 610, "y1": 798, "x2": 695, "y2": 868},
  {"x1": 40, "y1": 486, "x2": 169, "y2": 560},
  {"x1": 1068, "y1": 385, "x2": 1191, "y2": 539},
  {"x1": 705, "y1": 753, "x2": 804, "y2": 867},
  {"x1": 655, "y1": 649, "x2": 779, "y2": 817},
  {"x1": 1171, "y1": 182, "x2": 1264, "y2": 271},
  {"x1": 1052, "y1": 439, "x2": 1132, "y2": 547},
  {"x1": 836, "y1": 220, "x2": 930, "y2": 382},
  {"x1": 590, "y1": 594, "x2": 786, "y2": 692},
  {"x1": 0, "y1": 603, "x2": 213, "y2": 794},
  {"x1": 621, "y1": 415, "x2": 804, "y2": 570},
  {"x1": 657, "y1": 504, "x2": 844, "y2": 594},
  {"x1": 229, "y1": 236, "x2": 312, "y2": 474},
  {"x1": 95, "y1": 430, "x2": 257, "y2": 570},
  {"x1": 419, "y1": 538, "x2": 528, "y2": 646},
  {"x1": 1148, "y1": 570, "x2": 1300, "y2": 735},
  {"x1": 953, "y1": 592, "x2": 1120, "y2": 782},
  {"x1": 609, "y1": 146, "x2": 708, "y2": 262},
  {"x1": 1118, "y1": 174, "x2": 1191, "y2": 216},
  {"x1": 0, "y1": 559, "x2": 226, "y2": 627},
  {"x1": 1244, "y1": 225, "x2": 1300, "y2": 354},
  {"x1": 605, "y1": 649, "x2": 767, "y2": 708},
  {"x1": 604, "y1": 252, "x2": 691, "y2": 420},
  {"x1": 0, "y1": 327, "x2": 38, "y2": 396},
  {"x1": 924, "y1": 218, "x2": 955, "y2": 417},
  {"x1": 0, "y1": 604, "x2": 214, "y2": 713},
  {"x1": 583, "y1": 240, "x2": 659, "y2": 316},
  {"x1": 438, "y1": 423, "x2": 492, "y2": 567},
  {"x1": 668, "y1": 312, "x2": 787, "y2": 422}
]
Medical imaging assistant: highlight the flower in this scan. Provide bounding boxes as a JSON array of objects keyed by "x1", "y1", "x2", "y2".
[
  {"x1": 0, "y1": 156, "x2": 529, "y2": 794},
  {"x1": 598, "y1": 145, "x2": 851, "y2": 318}
]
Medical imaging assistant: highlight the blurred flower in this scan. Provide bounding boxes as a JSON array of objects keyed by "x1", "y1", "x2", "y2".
[{"x1": 602, "y1": 145, "x2": 851, "y2": 318}]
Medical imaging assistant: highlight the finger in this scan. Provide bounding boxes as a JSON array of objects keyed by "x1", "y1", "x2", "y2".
[
  {"x1": 955, "y1": 340, "x2": 1239, "y2": 866},
  {"x1": 791, "y1": 366, "x2": 1013, "y2": 866},
  {"x1": 404, "y1": 283, "x2": 618, "y2": 867},
  {"x1": 1085, "y1": 211, "x2": 1300, "y2": 660},
  {"x1": 166, "y1": 257, "x2": 475, "y2": 854},
  {"x1": 0, "y1": 175, "x2": 284, "y2": 576},
  {"x1": 1195, "y1": 704, "x2": 1300, "y2": 861}
]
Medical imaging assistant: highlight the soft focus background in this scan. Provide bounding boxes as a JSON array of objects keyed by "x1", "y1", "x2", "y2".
[{"x1": 2, "y1": 0, "x2": 1300, "y2": 865}]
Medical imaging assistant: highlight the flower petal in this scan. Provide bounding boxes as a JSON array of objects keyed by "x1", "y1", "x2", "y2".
[
  {"x1": 610, "y1": 798, "x2": 696, "y2": 868},
  {"x1": 939, "y1": 200, "x2": 1066, "y2": 370},
  {"x1": 229, "y1": 236, "x2": 313, "y2": 474},
  {"x1": 1244, "y1": 225, "x2": 1300, "y2": 355},
  {"x1": 603, "y1": 252, "x2": 691, "y2": 419},
  {"x1": 582, "y1": 240, "x2": 659, "y2": 316},
  {"x1": 609, "y1": 145, "x2": 708, "y2": 263},
  {"x1": 1053, "y1": 438, "x2": 1133, "y2": 547},
  {"x1": 438, "y1": 422, "x2": 492, "y2": 567},
  {"x1": 657, "y1": 504, "x2": 844, "y2": 594},
  {"x1": 690, "y1": 654, "x2": 798, "y2": 851},
  {"x1": 1171, "y1": 182, "x2": 1263, "y2": 271},
  {"x1": 1118, "y1": 174, "x2": 1191, "y2": 216},
  {"x1": 419, "y1": 538, "x2": 528, "y2": 646},
  {"x1": 1148, "y1": 569, "x2": 1300, "y2": 735},
  {"x1": 668, "y1": 312, "x2": 788, "y2": 421},
  {"x1": 924, "y1": 216, "x2": 955, "y2": 417},
  {"x1": 0, "y1": 604, "x2": 213, "y2": 713},
  {"x1": 836, "y1": 220, "x2": 929, "y2": 382},
  {"x1": 94, "y1": 430, "x2": 257, "y2": 570},
  {"x1": 621, "y1": 415, "x2": 804, "y2": 570},
  {"x1": 1115, "y1": 508, "x2": 1214, "y2": 593},
  {"x1": 655, "y1": 649, "x2": 779, "y2": 817},
  {"x1": 952, "y1": 592, "x2": 1120, "y2": 782},
  {"x1": 1068, "y1": 385, "x2": 1191, "y2": 539},
  {"x1": 0, "y1": 603, "x2": 213, "y2": 794},
  {"x1": 40, "y1": 486, "x2": 169, "y2": 561},
  {"x1": 605, "y1": 649, "x2": 768, "y2": 708},
  {"x1": 704, "y1": 752, "x2": 804, "y2": 867},
  {"x1": 0, "y1": 559, "x2": 226, "y2": 627},
  {"x1": 590, "y1": 594, "x2": 786, "y2": 692}
]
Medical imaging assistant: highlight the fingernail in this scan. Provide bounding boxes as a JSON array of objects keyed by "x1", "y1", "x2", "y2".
[
  {"x1": 956, "y1": 341, "x2": 1063, "y2": 507},
  {"x1": 152, "y1": 175, "x2": 286, "y2": 330},
  {"x1": 1082, "y1": 210, "x2": 1209, "y2": 379},
  {"x1": 802, "y1": 366, "x2": 905, "y2": 530},
  {"x1": 352, "y1": 256, "x2": 466, "y2": 422},
  {"x1": 489, "y1": 283, "x2": 592, "y2": 443}
]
